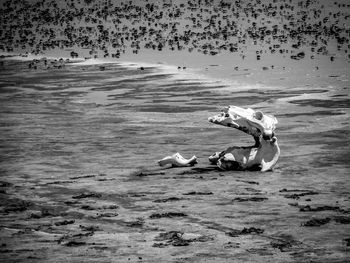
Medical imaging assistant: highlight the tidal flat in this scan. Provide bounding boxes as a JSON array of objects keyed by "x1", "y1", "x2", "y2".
[{"x1": 0, "y1": 59, "x2": 349, "y2": 262}]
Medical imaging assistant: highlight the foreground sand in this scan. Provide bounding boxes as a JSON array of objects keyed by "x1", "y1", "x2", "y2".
[{"x1": 0, "y1": 56, "x2": 349, "y2": 262}]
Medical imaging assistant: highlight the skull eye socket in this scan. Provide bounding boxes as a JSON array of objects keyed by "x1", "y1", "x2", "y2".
[
  {"x1": 225, "y1": 113, "x2": 229, "y2": 118},
  {"x1": 254, "y1": 111, "x2": 263, "y2": 120}
]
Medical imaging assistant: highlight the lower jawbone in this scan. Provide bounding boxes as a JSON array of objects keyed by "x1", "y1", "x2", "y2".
[{"x1": 208, "y1": 106, "x2": 280, "y2": 172}]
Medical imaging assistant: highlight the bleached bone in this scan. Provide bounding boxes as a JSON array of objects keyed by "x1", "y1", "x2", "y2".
[
  {"x1": 208, "y1": 106, "x2": 277, "y2": 138},
  {"x1": 158, "y1": 153, "x2": 198, "y2": 167},
  {"x1": 208, "y1": 106, "x2": 280, "y2": 172}
]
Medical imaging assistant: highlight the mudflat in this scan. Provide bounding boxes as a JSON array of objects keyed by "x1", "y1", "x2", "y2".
[
  {"x1": 0, "y1": 58, "x2": 349, "y2": 262},
  {"x1": 0, "y1": 0, "x2": 349, "y2": 262}
]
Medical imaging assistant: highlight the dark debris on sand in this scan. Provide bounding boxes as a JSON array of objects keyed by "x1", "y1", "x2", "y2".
[
  {"x1": 153, "y1": 231, "x2": 190, "y2": 247},
  {"x1": 226, "y1": 227, "x2": 264, "y2": 237},
  {"x1": 81, "y1": 204, "x2": 119, "y2": 210},
  {"x1": 270, "y1": 237, "x2": 301, "y2": 252},
  {"x1": 177, "y1": 167, "x2": 219, "y2": 175},
  {"x1": 81, "y1": 205, "x2": 95, "y2": 210},
  {"x1": 232, "y1": 196, "x2": 268, "y2": 202},
  {"x1": 131, "y1": 170, "x2": 165, "y2": 177},
  {"x1": 0, "y1": 181, "x2": 13, "y2": 187},
  {"x1": 279, "y1": 189, "x2": 319, "y2": 200},
  {"x1": 183, "y1": 191, "x2": 213, "y2": 196},
  {"x1": 54, "y1": 219, "x2": 75, "y2": 226},
  {"x1": 153, "y1": 231, "x2": 214, "y2": 247},
  {"x1": 2, "y1": 199, "x2": 33, "y2": 213},
  {"x1": 44, "y1": 180, "x2": 75, "y2": 185},
  {"x1": 64, "y1": 241, "x2": 87, "y2": 247},
  {"x1": 302, "y1": 217, "x2": 331, "y2": 227},
  {"x1": 94, "y1": 212, "x2": 118, "y2": 218},
  {"x1": 69, "y1": 174, "x2": 104, "y2": 180},
  {"x1": 334, "y1": 216, "x2": 350, "y2": 224},
  {"x1": 125, "y1": 218, "x2": 145, "y2": 228},
  {"x1": 79, "y1": 225, "x2": 102, "y2": 232},
  {"x1": 58, "y1": 229, "x2": 96, "y2": 246},
  {"x1": 299, "y1": 205, "x2": 342, "y2": 212},
  {"x1": 72, "y1": 192, "x2": 102, "y2": 199},
  {"x1": 149, "y1": 212, "x2": 187, "y2": 219},
  {"x1": 344, "y1": 238, "x2": 350, "y2": 246}
]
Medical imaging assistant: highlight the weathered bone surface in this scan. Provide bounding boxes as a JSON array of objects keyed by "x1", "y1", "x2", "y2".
[
  {"x1": 158, "y1": 153, "x2": 198, "y2": 167},
  {"x1": 208, "y1": 106, "x2": 280, "y2": 172}
]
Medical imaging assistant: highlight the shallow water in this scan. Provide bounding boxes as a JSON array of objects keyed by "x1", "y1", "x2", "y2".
[{"x1": 0, "y1": 60, "x2": 349, "y2": 262}]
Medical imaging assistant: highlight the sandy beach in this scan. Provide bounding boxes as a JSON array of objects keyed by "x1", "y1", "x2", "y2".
[{"x1": 0, "y1": 0, "x2": 350, "y2": 262}]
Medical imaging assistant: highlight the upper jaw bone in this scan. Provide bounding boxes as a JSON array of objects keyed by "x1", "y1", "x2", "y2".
[{"x1": 208, "y1": 106, "x2": 277, "y2": 138}]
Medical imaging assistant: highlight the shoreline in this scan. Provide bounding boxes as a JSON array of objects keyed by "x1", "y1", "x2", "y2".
[
  {"x1": 1, "y1": 49, "x2": 349, "y2": 135},
  {"x1": 2, "y1": 49, "x2": 349, "y2": 95}
]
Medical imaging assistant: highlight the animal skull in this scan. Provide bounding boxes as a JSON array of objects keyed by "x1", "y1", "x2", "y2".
[{"x1": 208, "y1": 106, "x2": 280, "y2": 172}]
